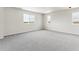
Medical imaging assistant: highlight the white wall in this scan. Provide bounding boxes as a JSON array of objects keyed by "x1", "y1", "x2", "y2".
[
  {"x1": 0, "y1": 8, "x2": 4, "y2": 39},
  {"x1": 2, "y1": 7, "x2": 79, "y2": 37},
  {"x1": 4, "y1": 8, "x2": 43, "y2": 36},
  {"x1": 72, "y1": 8, "x2": 79, "y2": 35},
  {"x1": 44, "y1": 9, "x2": 73, "y2": 34},
  {"x1": 44, "y1": 8, "x2": 79, "y2": 35}
]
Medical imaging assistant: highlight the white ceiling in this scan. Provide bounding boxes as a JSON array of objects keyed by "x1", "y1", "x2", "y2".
[{"x1": 21, "y1": 7, "x2": 70, "y2": 14}]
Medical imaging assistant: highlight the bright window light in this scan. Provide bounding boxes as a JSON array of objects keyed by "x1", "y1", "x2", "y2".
[
  {"x1": 72, "y1": 12, "x2": 79, "y2": 24},
  {"x1": 47, "y1": 15, "x2": 51, "y2": 24},
  {"x1": 24, "y1": 14, "x2": 35, "y2": 23}
]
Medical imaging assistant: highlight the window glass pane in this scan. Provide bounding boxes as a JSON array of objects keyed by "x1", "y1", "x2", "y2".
[
  {"x1": 72, "y1": 12, "x2": 79, "y2": 24},
  {"x1": 24, "y1": 14, "x2": 35, "y2": 23},
  {"x1": 72, "y1": 12, "x2": 79, "y2": 19},
  {"x1": 24, "y1": 14, "x2": 29, "y2": 22},
  {"x1": 47, "y1": 15, "x2": 51, "y2": 23},
  {"x1": 30, "y1": 15, "x2": 35, "y2": 22}
]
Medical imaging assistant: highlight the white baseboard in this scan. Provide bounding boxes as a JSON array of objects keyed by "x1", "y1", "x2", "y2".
[
  {"x1": 46, "y1": 29, "x2": 79, "y2": 36},
  {"x1": 0, "y1": 36, "x2": 4, "y2": 39},
  {"x1": 4, "y1": 29, "x2": 41, "y2": 37}
]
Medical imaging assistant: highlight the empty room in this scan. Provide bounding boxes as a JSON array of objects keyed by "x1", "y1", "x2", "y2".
[{"x1": 0, "y1": 7, "x2": 79, "y2": 51}]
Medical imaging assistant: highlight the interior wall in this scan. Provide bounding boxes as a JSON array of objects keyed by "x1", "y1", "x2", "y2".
[
  {"x1": 44, "y1": 9, "x2": 73, "y2": 34},
  {"x1": 2, "y1": 7, "x2": 79, "y2": 37},
  {"x1": 72, "y1": 8, "x2": 79, "y2": 35},
  {"x1": 41, "y1": 14, "x2": 46, "y2": 30},
  {"x1": 0, "y1": 8, "x2": 4, "y2": 39},
  {"x1": 4, "y1": 8, "x2": 43, "y2": 36},
  {"x1": 44, "y1": 8, "x2": 79, "y2": 35}
]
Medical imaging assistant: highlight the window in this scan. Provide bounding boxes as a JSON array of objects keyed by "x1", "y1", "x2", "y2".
[
  {"x1": 47, "y1": 15, "x2": 51, "y2": 24},
  {"x1": 72, "y1": 12, "x2": 79, "y2": 24},
  {"x1": 24, "y1": 14, "x2": 35, "y2": 23}
]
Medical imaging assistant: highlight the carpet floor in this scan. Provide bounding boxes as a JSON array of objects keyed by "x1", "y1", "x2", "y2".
[{"x1": 0, "y1": 30, "x2": 79, "y2": 51}]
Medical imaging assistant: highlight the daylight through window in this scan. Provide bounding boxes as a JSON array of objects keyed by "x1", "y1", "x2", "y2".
[{"x1": 24, "y1": 14, "x2": 35, "y2": 23}]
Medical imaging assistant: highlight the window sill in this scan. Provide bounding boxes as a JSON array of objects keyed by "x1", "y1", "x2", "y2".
[{"x1": 24, "y1": 22, "x2": 34, "y2": 23}]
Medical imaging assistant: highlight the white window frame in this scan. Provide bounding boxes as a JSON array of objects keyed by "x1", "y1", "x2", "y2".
[
  {"x1": 72, "y1": 12, "x2": 79, "y2": 24},
  {"x1": 47, "y1": 15, "x2": 51, "y2": 24},
  {"x1": 23, "y1": 14, "x2": 35, "y2": 23}
]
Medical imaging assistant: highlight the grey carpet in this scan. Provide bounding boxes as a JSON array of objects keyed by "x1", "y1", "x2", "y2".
[{"x1": 0, "y1": 30, "x2": 79, "y2": 51}]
